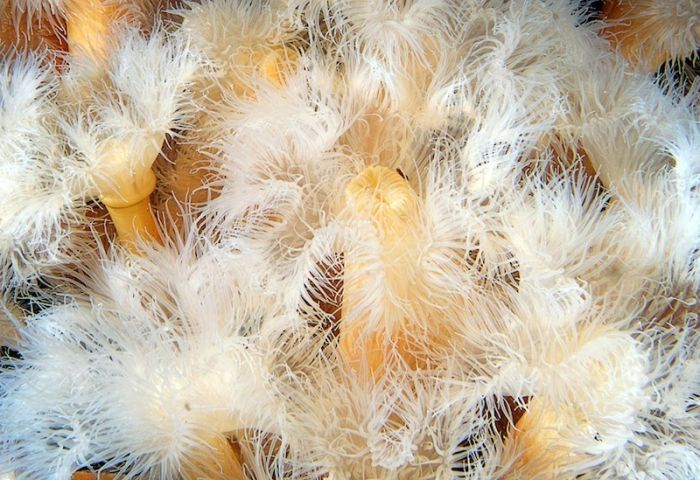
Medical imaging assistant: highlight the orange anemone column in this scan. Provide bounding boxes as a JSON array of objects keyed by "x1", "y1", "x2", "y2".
[{"x1": 339, "y1": 166, "x2": 426, "y2": 380}]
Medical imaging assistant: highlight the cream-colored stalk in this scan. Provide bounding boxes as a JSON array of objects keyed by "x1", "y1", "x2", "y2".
[
  {"x1": 504, "y1": 399, "x2": 589, "y2": 479},
  {"x1": 66, "y1": 0, "x2": 163, "y2": 252},
  {"x1": 65, "y1": 1, "x2": 163, "y2": 251},
  {"x1": 257, "y1": 46, "x2": 298, "y2": 90},
  {"x1": 93, "y1": 137, "x2": 163, "y2": 251},
  {"x1": 502, "y1": 327, "x2": 648, "y2": 479},
  {"x1": 65, "y1": 0, "x2": 122, "y2": 65},
  {"x1": 339, "y1": 165, "x2": 426, "y2": 379}
]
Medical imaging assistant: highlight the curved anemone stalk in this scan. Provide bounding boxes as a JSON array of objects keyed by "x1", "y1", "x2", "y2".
[
  {"x1": 61, "y1": 2, "x2": 175, "y2": 253},
  {"x1": 65, "y1": 0, "x2": 121, "y2": 64},
  {"x1": 339, "y1": 165, "x2": 430, "y2": 380},
  {"x1": 71, "y1": 27, "x2": 203, "y2": 252},
  {"x1": 63, "y1": 1, "x2": 170, "y2": 65},
  {"x1": 503, "y1": 398, "x2": 593, "y2": 480},
  {"x1": 501, "y1": 326, "x2": 649, "y2": 479},
  {"x1": 61, "y1": 0, "x2": 159, "y2": 251},
  {"x1": 92, "y1": 137, "x2": 163, "y2": 251},
  {"x1": 257, "y1": 45, "x2": 299, "y2": 89}
]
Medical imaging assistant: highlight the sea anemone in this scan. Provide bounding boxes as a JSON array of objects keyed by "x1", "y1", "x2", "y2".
[{"x1": 0, "y1": 1, "x2": 697, "y2": 479}]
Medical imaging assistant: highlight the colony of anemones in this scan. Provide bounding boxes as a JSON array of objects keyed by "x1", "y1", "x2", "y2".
[{"x1": 0, "y1": 1, "x2": 698, "y2": 479}]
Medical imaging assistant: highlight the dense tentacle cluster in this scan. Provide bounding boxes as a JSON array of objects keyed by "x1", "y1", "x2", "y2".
[{"x1": 0, "y1": 1, "x2": 698, "y2": 479}]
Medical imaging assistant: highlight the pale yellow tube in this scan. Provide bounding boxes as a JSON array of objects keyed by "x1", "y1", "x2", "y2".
[
  {"x1": 64, "y1": 1, "x2": 163, "y2": 251},
  {"x1": 65, "y1": 0, "x2": 122, "y2": 64},
  {"x1": 258, "y1": 47, "x2": 298, "y2": 88},
  {"x1": 339, "y1": 166, "x2": 423, "y2": 379},
  {"x1": 97, "y1": 162, "x2": 162, "y2": 252},
  {"x1": 104, "y1": 197, "x2": 161, "y2": 251},
  {"x1": 503, "y1": 398, "x2": 591, "y2": 480}
]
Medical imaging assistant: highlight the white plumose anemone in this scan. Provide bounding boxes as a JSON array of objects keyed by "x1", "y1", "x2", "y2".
[
  {"x1": 0, "y1": 53, "x2": 92, "y2": 291},
  {"x1": 0, "y1": 0, "x2": 697, "y2": 479},
  {"x1": 0, "y1": 232, "x2": 289, "y2": 478}
]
